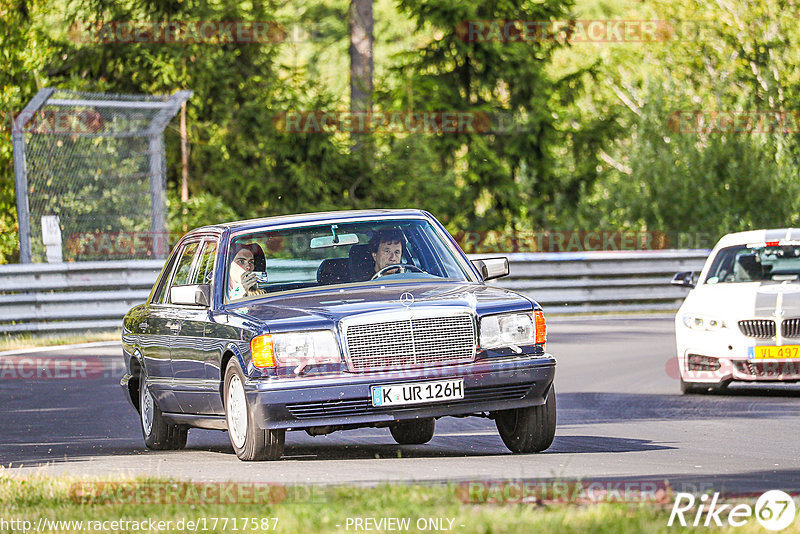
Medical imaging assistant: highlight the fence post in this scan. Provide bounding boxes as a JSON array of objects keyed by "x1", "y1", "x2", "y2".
[{"x1": 12, "y1": 88, "x2": 55, "y2": 264}]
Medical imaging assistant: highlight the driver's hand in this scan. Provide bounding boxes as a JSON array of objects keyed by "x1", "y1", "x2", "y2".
[{"x1": 241, "y1": 271, "x2": 259, "y2": 290}]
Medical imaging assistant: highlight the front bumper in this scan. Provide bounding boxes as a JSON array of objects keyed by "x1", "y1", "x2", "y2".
[
  {"x1": 680, "y1": 351, "x2": 800, "y2": 384},
  {"x1": 245, "y1": 354, "x2": 556, "y2": 430}
]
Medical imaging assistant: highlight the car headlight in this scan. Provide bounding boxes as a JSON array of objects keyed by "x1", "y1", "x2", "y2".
[
  {"x1": 480, "y1": 311, "x2": 545, "y2": 350},
  {"x1": 251, "y1": 330, "x2": 340, "y2": 371},
  {"x1": 681, "y1": 314, "x2": 725, "y2": 331}
]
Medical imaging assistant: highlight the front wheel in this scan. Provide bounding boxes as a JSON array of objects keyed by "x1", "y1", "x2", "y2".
[
  {"x1": 494, "y1": 385, "x2": 556, "y2": 453},
  {"x1": 681, "y1": 378, "x2": 730, "y2": 395},
  {"x1": 224, "y1": 359, "x2": 284, "y2": 461},
  {"x1": 389, "y1": 418, "x2": 435, "y2": 445},
  {"x1": 139, "y1": 368, "x2": 187, "y2": 450}
]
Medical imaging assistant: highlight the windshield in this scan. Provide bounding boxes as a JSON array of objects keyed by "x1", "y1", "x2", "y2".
[
  {"x1": 225, "y1": 219, "x2": 470, "y2": 300},
  {"x1": 704, "y1": 244, "x2": 800, "y2": 284}
]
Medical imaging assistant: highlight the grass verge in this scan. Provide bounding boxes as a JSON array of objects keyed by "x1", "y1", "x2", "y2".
[
  {"x1": 0, "y1": 330, "x2": 120, "y2": 353},
  {"x1": 0, "y1": 473, "x2": 792, "y2": 533}
]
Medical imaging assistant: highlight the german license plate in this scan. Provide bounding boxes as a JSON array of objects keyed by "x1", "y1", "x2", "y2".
[
  {"x1": 371, "y1": 379, "x2": 464, "y2": 407},
  {"x1": 750, "y1": 345, "x2": 800, "y2": 359}
]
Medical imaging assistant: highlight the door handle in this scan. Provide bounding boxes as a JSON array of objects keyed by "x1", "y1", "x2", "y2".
[{"x1": 139, "y1": 321, "x2": 148, "y2": 331}]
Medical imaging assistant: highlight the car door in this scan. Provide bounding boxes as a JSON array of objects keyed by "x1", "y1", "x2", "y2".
[
  {"x1": 138, "y1": 240, "x2": 201, "y2": 414},
  {"x1": 169, "y1": 238, "x2": 218, "y2": 414}
]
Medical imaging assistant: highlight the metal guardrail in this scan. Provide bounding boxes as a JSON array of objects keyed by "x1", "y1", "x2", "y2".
[
  {"x1": 477, "y1": 250, "x2": 709, "y2": 313},
  {"x1": 0, "y1": 250, "x2": 709, "y2": 334}
]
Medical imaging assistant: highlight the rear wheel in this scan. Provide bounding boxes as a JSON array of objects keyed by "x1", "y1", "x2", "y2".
[
  {"x1": 389, "y1": 418, "x2": 435, "y2": 445},
  {"x1": 494, "y1": 385, "x2": 556, "y2": 453},
  {"x1": 224, "y1": 359, "x2": 284, "y2": 461},
  {"x1": 139, "y1": 368, "x2": 187, "y2": 450}
]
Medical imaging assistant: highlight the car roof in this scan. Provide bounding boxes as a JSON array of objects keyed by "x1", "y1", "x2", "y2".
[
  {"x1": 188, "y1": 209, "x2": 430, "y2": 235},
  {"x1": 715, "y1": 228, "x2": 800, "y2": 248}
]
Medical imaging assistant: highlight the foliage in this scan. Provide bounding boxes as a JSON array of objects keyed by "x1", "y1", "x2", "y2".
[
  {"x1": 550, "y1": 0, "x2": 800, "y2": 244},
  {"x1": 167, "y1": 190, "x2": 238, "y2": 236}
]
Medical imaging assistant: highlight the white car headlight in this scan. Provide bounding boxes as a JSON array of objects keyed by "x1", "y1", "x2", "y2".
[
  {"x1": 480, "y1": 313, "x2": 536, "y2": 349},
  {"x1": 251, "y1": 330, "x2": 340, "y2": 371},
  {"x1": 681, "y1": 314, "x2": 725, "y2": 331}
]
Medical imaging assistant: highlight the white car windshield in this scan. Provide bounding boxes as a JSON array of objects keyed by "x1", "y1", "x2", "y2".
[
  {"x1": 704, "y1": 245, "x2": 800, "y2": 284},
  {"x1": 226, "y1": 219, "x2": 470, "y2": 300}
]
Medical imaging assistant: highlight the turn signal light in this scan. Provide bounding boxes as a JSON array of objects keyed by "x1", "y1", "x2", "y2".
[
  {"x1": 534, "y1": 310, "x2": 547, "y2": 344},
  {"x1": 251, "y1": 334, "x2": 276, "y2": 368}
]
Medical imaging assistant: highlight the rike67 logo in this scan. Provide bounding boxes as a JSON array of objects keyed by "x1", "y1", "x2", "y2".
[{"x1": 669, "y1": 490, "x2": 796, "y2": 531}]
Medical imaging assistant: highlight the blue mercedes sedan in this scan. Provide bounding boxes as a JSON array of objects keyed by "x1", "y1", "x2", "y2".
[{"x1": 121, "y1": 209, "x2": 556, "y2": 460}]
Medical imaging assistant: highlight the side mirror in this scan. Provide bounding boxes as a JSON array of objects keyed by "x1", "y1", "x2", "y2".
[
  {"x1": 671, "y1": 271, "x2": 696, "y2": 289},
  {"x1": 471, "y1": 257, "x2": 510, "y2": 281},
  {"x1": 171, "y1": 284, "x2": 211, "y2": 306}
]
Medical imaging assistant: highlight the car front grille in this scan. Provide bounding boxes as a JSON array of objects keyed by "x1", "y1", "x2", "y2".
[
  {"x1": 286, "y1": 382, "x2": 534, "y2": 419},
  {"x1": 733, "y1": 360, "x2": 800, "y2": 378},
  {"x1": 782, "y1": 318, "x2": 800, "y2": 338},
  {"x1": 738, "y1": 319, "x2": 776, "y2": 339},
  {"x1": 343, "y1": 312, "x2": 476, "y2": 372}
]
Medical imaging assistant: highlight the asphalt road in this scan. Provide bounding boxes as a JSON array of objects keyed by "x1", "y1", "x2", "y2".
[{"x1": 2, "y1": 316, "x2": 799, "y2": 494}]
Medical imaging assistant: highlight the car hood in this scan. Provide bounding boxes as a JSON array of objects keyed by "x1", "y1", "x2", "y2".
[
  {"x1": 229, "y1": 282, "x2": 534, "y2": 330},
  {"x1": 685, "y1": 281, "x2": 800, "y2": 319}
]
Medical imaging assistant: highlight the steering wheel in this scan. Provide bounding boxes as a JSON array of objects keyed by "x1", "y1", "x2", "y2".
[{"x1": 370, "y1": 263, "x2": 425, "y2": 280}]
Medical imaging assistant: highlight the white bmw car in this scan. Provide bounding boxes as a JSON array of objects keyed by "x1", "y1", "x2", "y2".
[{"x1": 673, "y1": 229, "x2": 800, "y2": 394}]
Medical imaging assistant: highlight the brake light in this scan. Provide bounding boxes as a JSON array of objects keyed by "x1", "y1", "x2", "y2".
[
  {"x1": 251, "y1": 335, "x2": 276, "y2": 368},
  {"x1": 534, "y1": 310, "x2": 547, "y2": 344},
  {"x1": 766, "y1": 241, "x2": 780, "y2": 246}
]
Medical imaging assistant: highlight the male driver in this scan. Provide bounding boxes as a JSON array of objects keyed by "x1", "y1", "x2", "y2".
[{"x1": 370, "y1": 228, "x2": 406, "y2": 274}]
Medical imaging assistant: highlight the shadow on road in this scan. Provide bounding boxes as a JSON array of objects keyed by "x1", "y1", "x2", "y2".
[
  {"x1": 547, "y1": 435, "x2": 675, "y2": 454},
  {"x1": 558, "y1": 391, "x2": 800, "y2": 425}
]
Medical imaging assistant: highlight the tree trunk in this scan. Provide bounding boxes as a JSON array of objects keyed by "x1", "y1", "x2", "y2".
[{"x1": 349, "y1": 0, "x2": 373, "y2": 153}]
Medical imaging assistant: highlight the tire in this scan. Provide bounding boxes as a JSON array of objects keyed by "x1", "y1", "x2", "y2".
[
  {"x1": 224, "y1": 359, "x2": 284, "y2": 461},
  {"x1": 139, "y1": 368, "x2": 188, "y2": 450},
  {"x1": 494, "y1": 385, "x2": 556, "y2": 453},
  {"x1": 680, "y1": 378, "x2": 706, "y2": 394},
  {"x1": 389, "y1": 418, "x2": 435, "y2": 445},
  {"x1": 682, "y1": 378, "x2": 730, "y2": 395}
]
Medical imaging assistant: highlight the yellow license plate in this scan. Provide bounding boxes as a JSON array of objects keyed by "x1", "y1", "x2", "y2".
[{"x1": 751, "y1": 345, "x2": 800, "y2": 359}]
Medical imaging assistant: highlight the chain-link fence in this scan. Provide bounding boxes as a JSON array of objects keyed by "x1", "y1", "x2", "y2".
[{"x1": 12, "y1": 88, "x2": 191, "y2": 263}]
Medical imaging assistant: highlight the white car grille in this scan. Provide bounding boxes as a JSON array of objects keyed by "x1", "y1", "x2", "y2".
[
  {"x1": 343, "y1": 310, "x2": 476, "y2": 372},
  {"x1": 738, "y1": 319, "x2": 775, "y2": 339},
  {"x1": 781, "y1": 318, "x2": 800, "y2": 338}
]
